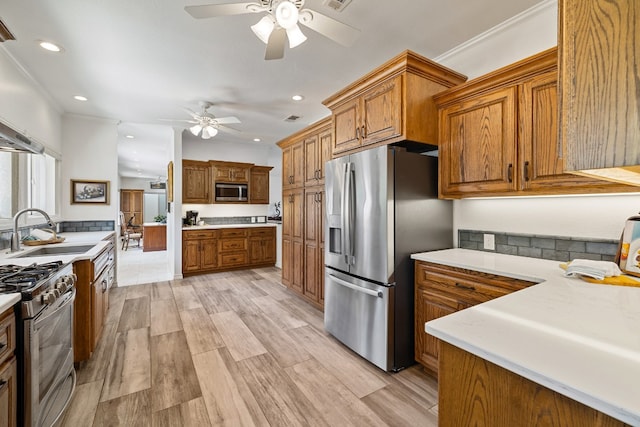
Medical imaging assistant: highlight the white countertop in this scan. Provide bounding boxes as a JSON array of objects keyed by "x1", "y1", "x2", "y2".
[
  {"x1": 412, "y1": 249, "x2": 640, "y2": 425},
  {"x1": 182, "y1": 223, "x2": 276, "y2": 230},
  {"x1": 0, "y1": 231, "x2": 115, "y2": 266},
  {"x1": 143, "y1": 222, "x2": 166, "y2": 227},
  {"x1": 0, "y1": 294, "x2": 21, "y2": 314}
]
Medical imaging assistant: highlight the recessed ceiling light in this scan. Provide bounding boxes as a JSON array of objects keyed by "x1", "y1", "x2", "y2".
[
  {"x1": 125, "y1": 135, "x2": 135, "y2": 139},
  {"x1": 292, "y1": 95, "x2": 304, "y2": 101},
  {"x1": 73, "y1": 95, "x2": 88, "y2": 101},
  {"x1": 253, "y1": 138, "x2": 261, "y2": 142},
  {"x1": 39, "y1": 41, "x2": 63, "y2": 52}
]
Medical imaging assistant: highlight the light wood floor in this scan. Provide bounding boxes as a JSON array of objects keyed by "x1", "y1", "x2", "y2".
[{"x1": 60, "y1": 267, "x2": 439, "y2": 426}]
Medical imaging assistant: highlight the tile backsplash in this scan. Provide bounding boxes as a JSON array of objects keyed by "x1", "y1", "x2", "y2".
[{"x1": 459, "y1": 229, "x2": 619, "y2": 262}]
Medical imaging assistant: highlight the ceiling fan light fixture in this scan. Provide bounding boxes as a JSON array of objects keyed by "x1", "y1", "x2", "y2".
[
  {"x1": 201, "y1": 126, "x2": 218, "y2": 139},
  {"x1": 286, "y1": 24, "x2": 307, "y2": 48},
  {"x1": 251, "y1": 15, "x2": 275, "y2": 44},
  {"x1": 189, "y1": 124, "x2": 202, "y2": 136},
  {"x1": 275, "y1": 1, "x2": 299, "y2": 30}
]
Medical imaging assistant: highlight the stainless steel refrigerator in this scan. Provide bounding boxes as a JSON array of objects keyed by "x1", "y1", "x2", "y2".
[{"x1": 324, "y1": 145, "x2": 452, "y2": 371}]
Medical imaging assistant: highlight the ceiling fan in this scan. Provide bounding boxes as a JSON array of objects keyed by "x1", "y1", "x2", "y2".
[
  {"x1": 160, "y1": 102, "x2": 241, "y2": 139},
  {"x1": 185, "y1": 0, "x2": 361, "y2": 60}
]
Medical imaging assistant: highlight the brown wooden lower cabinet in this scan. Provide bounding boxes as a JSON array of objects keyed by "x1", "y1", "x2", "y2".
[
  {"x1": 74, "y1": 241, "x2": 114, "y2": 363},
  {"x1": 439, "y1": 342, "x2": 627, "y2": 427},
  {"x1": 182, "y1": 227, "x2": 276, "y2": 276},
  {"x1": 143, "y1": 224, "x2": 166, "y2": 252},
  {"x1": 0, "y1": 307, "x2": 16, "y2": 427},
  {"x1": 414, "y1": 261, "x2": 535, "y2": 377}
]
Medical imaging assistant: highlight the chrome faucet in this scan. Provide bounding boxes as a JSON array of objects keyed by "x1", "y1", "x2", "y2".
[{"x1": 10, "y1": 208, "x2": 56, "y2": 252}]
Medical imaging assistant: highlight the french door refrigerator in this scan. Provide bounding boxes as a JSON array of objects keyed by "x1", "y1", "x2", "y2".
[{"x1": 324, "y1": 145, "x2": 452, "y2": 371}]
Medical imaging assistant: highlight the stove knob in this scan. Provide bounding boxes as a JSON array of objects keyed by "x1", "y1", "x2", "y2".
[
  {"x1": 41, "y1": 291, "x2": 56, "y2": 305},
  {"x1": 53, "y1": 289, "x2": 61, "y2": 298}
]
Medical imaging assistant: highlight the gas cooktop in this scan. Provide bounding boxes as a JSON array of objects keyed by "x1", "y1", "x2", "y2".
[{"x1": 0, "y1": 261, "x2": 64, "y2": 294}]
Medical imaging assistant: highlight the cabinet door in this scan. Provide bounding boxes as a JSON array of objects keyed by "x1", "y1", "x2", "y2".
[
  {"x1": 291, "y1": 141, "x2": 305, "y2": 188},
  {"x1": 200, "y1": 239, "x2": 218, "y2": 270},
  {"x1": 92, "y1": 278, "x2": 105, "y2": 348},
  {"x1": 282, "y1": 146, "x2": 292, "y2": 189},
  {"x1": 318, "y1": 128, "x2": 332, "y2": 183},
  {"x1": 291, "y1": 240, "x2": 305, "y2": 294},
  {"x1": 304, "y1": 135, "x2": 319, "y2": 186},
  {"x1": 213, "y1": 166, "x2": 232, "y2": 182},
  {"x1": 249, "y1": 238, "x2": 263, "y2": 264},
  {"x1": 282, "y1": 238, "x2": 292, "y2": 286},
  {"x1": 361, "y1": 75, "x2": 402, "y2": 146},
  {"x1": 415, "y1": 285, "x2": 462, "y2": 375},
  {"x1": 519, "y1": 71, "x2": 618, "y2": 192},
  {"x1": 182, "y1": 240, "x2": 201, "y2": 273},
  {"x1": 0, "y1": 356, "x2": 17, "y2": 427},
  {"x1": 183, "y1": 161, "x2": 210, "y2": 203},
  {"x1": 304, "y1": 189, "x2": 321, "y2": 302},
  {"x1": 263, "y1": 235, "x2": 276, "y2": 264},
  {"x1": 232, "y1": 167, "x2": 250, "y2": 183},
  {"x1": 561, "y1": 0, "x2": 640, "y2": 172},
  {"x1": 249, "y1": 169, "x2": 270, "y2": 204},
  {"x1": 439, "y1": 87, "x2": 518, "y2": 196},
  {"x1": 333, "y1": 99, "x2": 361, "y2": 155}
]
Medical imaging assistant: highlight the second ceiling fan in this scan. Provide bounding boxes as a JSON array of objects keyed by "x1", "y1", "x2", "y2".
[{"x1": 185, "y1": 0, "x2": 360, "y2": 60}]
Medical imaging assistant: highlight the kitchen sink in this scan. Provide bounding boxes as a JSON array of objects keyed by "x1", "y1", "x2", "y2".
[{"x1": 11, "y1": 244, "x2": 95, "y2": 258}]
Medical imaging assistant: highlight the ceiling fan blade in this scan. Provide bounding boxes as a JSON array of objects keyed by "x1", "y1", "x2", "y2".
[
  {"x1": 214, "y1": 116, "x2": 241, "y2": 125},
  {"x1": 298, "y1": 9, "x2": 360, "y2": 47},
  {"x1": 184, "y1": 2, "x2": 263, "y2": 19},
  {"x1": 265, "y1": 27, "x2": 286, "y2": 60},
  {"x1": 218, "y1": 124, "x2": 242, "y2": 135},
  {"x1": 182, "y1": 107, "x2": 202, "y2": 119},
  {"x1": 158, "y1": 118, "x2": 198, "y2": 123}
]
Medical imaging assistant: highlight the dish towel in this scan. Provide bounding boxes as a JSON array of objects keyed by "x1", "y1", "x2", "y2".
[{"x1": 564, "y1": 259, "x2": 622, "y2": 281}]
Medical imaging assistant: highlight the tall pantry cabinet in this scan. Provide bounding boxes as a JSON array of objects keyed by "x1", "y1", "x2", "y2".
[{"x1": 278, "y1": 117, "x2": 331, "y2": 308}]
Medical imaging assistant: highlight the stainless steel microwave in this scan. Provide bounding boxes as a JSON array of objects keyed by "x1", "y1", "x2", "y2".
[{"x1": 215, "y1": 182, "x2": 248, "y2": 202}]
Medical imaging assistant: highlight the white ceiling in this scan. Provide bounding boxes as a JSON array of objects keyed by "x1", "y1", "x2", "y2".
[{"x1": 1, "y1": 0, "x2": 543, "y2": 179}]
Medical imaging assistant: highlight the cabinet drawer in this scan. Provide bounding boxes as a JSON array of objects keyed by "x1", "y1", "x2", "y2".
[
  {"x1": 183, "y1": 230, "x2": 218, "y2": 240},
  {"x1": 219, "y1": 252, "x2": 248, "y2": 266},
  {"x1": 219, "y1": 238, "x2": 247, "y2": 251},
  {"x1": 416, "y1": 261, "x2": 536, "y2": 304},
  {"x1": 0, "y1": 355, "x2": 17, "y2": 427},
  {"x1": 220, "y1": 228, "x2": 248, "y2": 238},
  {"x1": 248, "y1": 228, "x2": 274, "y2": 238},
  {"x1": 0, "y1": 310, "x2": 15, "y2": 367}
]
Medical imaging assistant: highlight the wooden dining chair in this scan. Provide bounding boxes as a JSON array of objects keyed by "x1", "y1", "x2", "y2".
[{"x1": 119, "y1": 211, "x2": 142, "y2": 250}]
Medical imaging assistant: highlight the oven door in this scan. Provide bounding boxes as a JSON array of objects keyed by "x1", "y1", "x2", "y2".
[{"x1": 24, "y1": 288, "x2": 76, "y2": 427}]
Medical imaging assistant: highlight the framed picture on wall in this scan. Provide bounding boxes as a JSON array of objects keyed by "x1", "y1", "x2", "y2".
[{"x1": 71, "y1": 179, "x2": 110, "y2": 204}]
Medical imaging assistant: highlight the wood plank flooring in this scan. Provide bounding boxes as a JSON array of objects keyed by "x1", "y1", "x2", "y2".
[{"x1": 61, "y1": 267, "x2": 439, "y2": 426}]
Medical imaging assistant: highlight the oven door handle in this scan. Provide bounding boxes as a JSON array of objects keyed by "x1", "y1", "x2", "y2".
[
  {"x1": 33, "y1": 288, "x2": 76, "y2": 328},
  {"x1": 49, "y1": 369, "x2": 77, "y2": 427}
]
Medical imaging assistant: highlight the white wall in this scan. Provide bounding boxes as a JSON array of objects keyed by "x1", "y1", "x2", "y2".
[
  {"x1": 433, "y1": 0, "x2": 640, "y2": 243},
  {"x1": 0, "y1": 48, "x2": 62, "y2": 153},
  {"x1": 120, "y1": 177, "x2": 166, "y2": 193},
  {"x1": 181, "y1": 138, "x2": 282, "y2": 218},
  {"x1": 61, "y1": 114, "x2": 119, "y2": 221}
]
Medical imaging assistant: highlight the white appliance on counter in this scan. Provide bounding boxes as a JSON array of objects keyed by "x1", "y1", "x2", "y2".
[{"x1": 324, "y1": 145, "x2": 453, "y2": 371}]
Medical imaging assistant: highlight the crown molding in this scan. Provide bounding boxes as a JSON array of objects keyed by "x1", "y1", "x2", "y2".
[{"x1": 435, "y1": 0, "x2": 557, "y2": 63}]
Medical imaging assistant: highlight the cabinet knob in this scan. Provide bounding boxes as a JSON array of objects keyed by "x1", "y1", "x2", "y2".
[
  {"x1": 455, "y1": 282, "x2": 476, "y2": 291},
  {"x1": 361, "y1": 125, "x2": 366, "y2": 139},
  {"x1": 524, "y1": 161, "x2": 530, "y2": 182},
  {"x1": 507, "y1": 164, "x2": 513, "y2": 183}
]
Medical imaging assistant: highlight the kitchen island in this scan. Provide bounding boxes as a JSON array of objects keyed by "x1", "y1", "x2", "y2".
[{"x1": 412, "y1": 249, "x2": 639, "y2": 426}]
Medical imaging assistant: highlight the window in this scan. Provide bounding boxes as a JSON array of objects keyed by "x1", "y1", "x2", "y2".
[{"x1": 0, "y1": 151, "x2": 59, "y2": 222}]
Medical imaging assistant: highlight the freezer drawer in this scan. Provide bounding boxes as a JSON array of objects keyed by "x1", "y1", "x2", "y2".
[{"x1": 324, "y1": 268, "x2": 392, "y2": 371}]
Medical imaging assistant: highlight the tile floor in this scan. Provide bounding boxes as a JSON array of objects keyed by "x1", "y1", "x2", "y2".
[{"x1": 117, "y1": 245, "x2": 172, "y2": 286}]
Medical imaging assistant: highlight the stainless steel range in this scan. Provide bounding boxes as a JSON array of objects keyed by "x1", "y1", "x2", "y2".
[{"x1": 0, "y1": 261, "x2": 77, "y2": 427}]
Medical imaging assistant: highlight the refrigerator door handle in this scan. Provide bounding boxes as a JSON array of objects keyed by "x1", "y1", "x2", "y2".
[
  {"x1": 341, "y1": 162, "x2": 349, "y2": 264},
  {"x1": 345, "y1": 162, "x2": 355, "y2": 265},
  {"x1": 328, "y1": 274, "x2": 383, "y2": 298}
]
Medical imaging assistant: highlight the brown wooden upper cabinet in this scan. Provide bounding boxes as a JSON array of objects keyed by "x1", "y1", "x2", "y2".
[
  {"x1": 304, "y1": 122, "x2": 332, "y2": 186},
  {"x1": 182, "y1": 159, "x2": 211, "y2": 204},
  {"x1": 323, "y1": 50, "x2": 467, "y2": 157},
  {"x1": 182, "y1": 159, "x2": 271, "y2": 204},
  {"x1": 560, "y1": 0, "x2": 640, "y2": 184},
  {"x1": 435, "y1": 48, "x2": 635, "y2": 199},
  {"x1": 281, "y1": 138, "x2": 305, "y2": 189},
  {"x1": 211, "y1": 161, "x2": 250, "y2": 184},
  {"x1": 249, "y1": 165, "x2": 273, "y2": 204}
]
